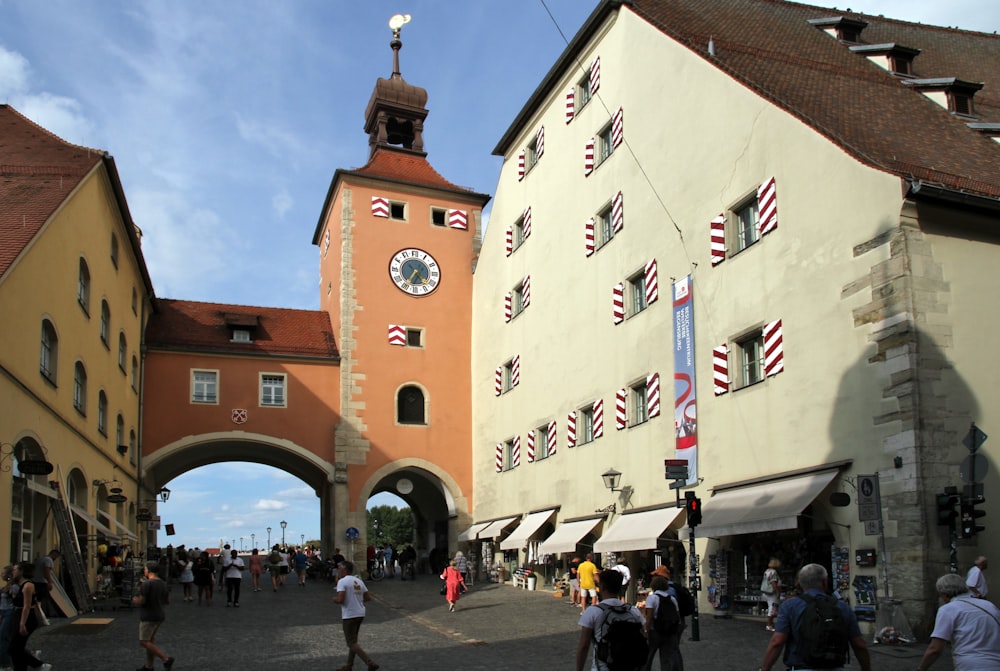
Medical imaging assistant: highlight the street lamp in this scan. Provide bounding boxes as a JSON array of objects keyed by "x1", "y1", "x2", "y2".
[
  {"x1": 240, "y1": 537, "x2": 244, "y2": 551},
  {"x1": 251, "y1": 533, "x2": 255, "y2": 550},
  {"x1": 267, "y1": 527, "x2": 272, "y2": 548},
  {"x1": 301, "y1": 533, "x2": 305, "y2": 548},
  {"x1": 280, "y1": 520, "x2": 287, "y2": 546}
]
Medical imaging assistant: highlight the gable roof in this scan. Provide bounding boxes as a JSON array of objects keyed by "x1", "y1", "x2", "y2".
[
  {"x1": 145, "y1": 298, "x2": 339, "y2": 360},
  {"x1": 496, "y1": 0, "x2": 1000, "y2": 203}
]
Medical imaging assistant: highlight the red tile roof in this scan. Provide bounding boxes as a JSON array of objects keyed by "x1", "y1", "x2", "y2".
[
  {"x1": 352, "y1": 146, "x2": 475, "y2": 193},
  {"x1": 145, "y1": 299, "x2": 339, "y2": 360}
]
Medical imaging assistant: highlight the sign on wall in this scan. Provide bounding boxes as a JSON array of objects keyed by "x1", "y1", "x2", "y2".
[{"x1": 673, "y1": 275, "x2": 698, "y2": 484}]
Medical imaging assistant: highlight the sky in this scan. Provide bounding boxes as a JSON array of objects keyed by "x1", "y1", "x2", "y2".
[{"x1": 2, "y1": 0, "x2": 998, "y2": 551}]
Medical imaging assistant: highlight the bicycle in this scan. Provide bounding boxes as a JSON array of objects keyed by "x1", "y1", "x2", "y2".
[
  {"x1": 401, "y1": 560, "x2": 416, "y2": 581},
  {"x1": 368, "y1": 562, "x2": 385, "y2": 581}
]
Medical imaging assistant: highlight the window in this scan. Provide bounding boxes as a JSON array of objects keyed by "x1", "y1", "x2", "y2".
[
  {"x1": 503, "y1": 438, "x2": 516, "y2": 472},
  {"x1": 73, "y1": 362, "x2": 87, "y2": 415},
  {"x1": 535, "y1": 424, "x2": 553, "y2": 460},
  {"x1": 118, "y1": 333, "x2": 127, "y2": 372},
  {"x1": 431, "y1": 208, "x2": 447, "y2": 227},
  {"x1": 110, "y1": 233, "x2": 119, "y2": 269},
  {"x1": 232, "y1": 329, "x2": 252, "y2": 343},
  {"x1": 97, "y1": 390, "x2": 108, "y2": 436},
  {"x1": 631, "y1": 381, "x2": 649, "y2": 426},
  {"x1": 597, "y1": 203, "x2": 615, "y2": 249},
  {"x1": 597, "y1": 122, "x2": 614, "y2": 165},
  {"x1": 950, "y1": 92, "x2": 974, "y2": 116},
  {"x1": 389, "y1": 201, "x2": 406, "y2": 220},
  {"x1": 100, "y1": 301, "x2": 111, "y2": 347},
  {"x1": 396, "y1": 385, "x2": 426, "y2": 425},
  {"x1": 513, "y1": 214, "x2": 526, "y2": 250},
  {"x1": 512, "y1": 281, "x2": 527, "y2": 318},
  {"x1": 131, "y1": 287, "x2": 138, "y2": 315},
  {"x1": 577, "y1": 71, "x2": 593, "y2": 110},
  {"x1": 77, "y1": 259, "x2": 91, "y2": 314},
  {"x1": 260, "y1": 373, "x2": 286, "y2": 407},
  {"x1": 192, "y1": 370, "x2": 218, "y2": 403},
  {"x1": 525, "y1": 137, "x2": 539, "y2": 172},
  {"x1": 502, "y1": 360, "x2": 515, "y2": 393},
  {"x1": 131, "y1": 356, "x2": 139, "y2": 391},
  {"x1": 736, "y1": 330, "x2": 765, "y2": 388},
  {"x1": 734, "y1": 198, "x2": 760, "y2": 253},
  {"x1": 889, "y1": 55, "x2": 911, "y2": 76},
  {"x1": 116, "y1": 414, "x2": 124, "y2": 448},
  {"x1": 628, "y1": 271, "x2": 647, "y2": 317},
  {"x1": 129, "y1": 430, "x2": 137, "y2": 465},
  {"x1": 40, "y1": 320, "x2": 58, "y2": 383},
  {"x1": 579, "y1": 405, "x2": 595, "y2": 445},
  {"x1": 406, "y1": 328, "x2": 423, "y2": 347}
]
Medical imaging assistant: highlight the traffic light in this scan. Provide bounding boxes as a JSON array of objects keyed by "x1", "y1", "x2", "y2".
[
  {"x1": 936, "y1": 492, "x2": 958, "y2": 526},
  {"x1": 960, "y1": 499, "x2": 986, "y2": 538},
  {"x1": 685, "y1": 491, "x2": 702, "y2": 527}
]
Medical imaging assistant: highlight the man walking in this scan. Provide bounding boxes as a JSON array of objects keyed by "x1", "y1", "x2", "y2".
[
  {"x1": 578, "y1": 553, "x2": 599, "y2": 614},
  {"x1": 333, "y1": 560, "x2": 379, "y2": 671},
  {"x1": 31, "y1": 549, "x2": 59, "y2": 619},
  {"x1": 966, "y1": 556, "x2": 988, "y2": 598},
  {"x1": 917, "y1": 572, "x2": 1000, "y2": 671},
  {"x1": 132, "y1": 561, "x2": 174, "y2": 671},
  {"x1": 759, "y1": 563, "x2": 870, "y2": 671},
  {"x1": 575, "y1": 569, "x2": 644, "y2": 671}
]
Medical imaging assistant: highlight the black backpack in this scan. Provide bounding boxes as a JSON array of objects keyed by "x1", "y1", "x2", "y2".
[
  {"x1": 651, "y1": 590, "x2": 680, "y2": 636},
  {"x1": 595, "y1": 603, "x2": 649, "y2": 671},
  {"x1": 796, "y1": 593, "x2": 849, "y2": 669},
  {"x1": 672, "y1": 583, "x2": 696, "y2": 617}
]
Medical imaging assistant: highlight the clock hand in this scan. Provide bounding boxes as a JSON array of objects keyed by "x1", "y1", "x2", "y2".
[{"x1": 408, "y1": 268, "x2": 422, "y2": 283}]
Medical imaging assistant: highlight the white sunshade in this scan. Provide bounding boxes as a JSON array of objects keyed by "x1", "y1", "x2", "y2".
[
  {"x1": 458, "y1": 522, "x2": 491, "y2": 542},
  {"x1": 97, "y1": 509, "x2": 139, "y2": 542},
  {"x1": 537, "y1": 517, "x2": 604, "y2": 555},
  {"x1": 476, "y1": 516, "x2": 519, "y2": 540},
  {"x1": 70, "y1": 504, "x2": 119, "y2": 540},
  {"x1": 500, "y1": 508, "x2": 557, "y2": 550},
  {"x1": 692, "y1": 469, "x2": 840, "y2": 539},
  {"x1": 593, "y1": 506, "x2": 685, "y2": 553}
]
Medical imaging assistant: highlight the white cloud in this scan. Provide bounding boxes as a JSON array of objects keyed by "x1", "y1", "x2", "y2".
[
  {"x1": 253, "y1": 499, "x2": 289, "y2": 511},
  {"x1": 0, "y1": 45, "x2": 31, "y2": 98},
  {"x1": 272, "y1": 187, "x2": 294, "y2": 218}
]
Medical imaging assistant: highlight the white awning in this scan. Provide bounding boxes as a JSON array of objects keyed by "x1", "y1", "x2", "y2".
[
  {"x1": 500, "y1": 508, "x2": 557, "y2": 550},
  {"x1": 24, "y1": 478, "x2": 59, "y2": 499},
  {"x1": 593, "y1": 506, "x2": 685, "y2": 553},
  {"x1": 457, "y1": 522, "x2": 491, "y2": 542},
  {"x1": 97, "y1": 509, "x2": 139, "y2": 542},
  {"x1": 70, "y1": 504, "x2": 119, "y2": 540},
  {"x1": 476, "y1": 516, "x2": 519, "y2": 540},
  {"x1": 691, "y1": 469, "x2": 840, "y2": 539},
  {"x1": 537, "y1": 517, "x2": 604, "y2": 555}
]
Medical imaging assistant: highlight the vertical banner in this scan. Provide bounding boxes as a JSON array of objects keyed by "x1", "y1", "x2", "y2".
[{"x1": 673, "y1": 275, "x2": 698, "y2": 483}]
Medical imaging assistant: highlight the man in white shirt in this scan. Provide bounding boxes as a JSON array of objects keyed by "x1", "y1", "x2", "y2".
[
  {"x1": 918, "y1": 572, "x2": 1000, "y2": 671},
  {"x1": 334, "y1": 561, "x2": 379, "y2": 671},
  {"x1": 966, "y1": 556, "x2": 988, "y2": 598}
]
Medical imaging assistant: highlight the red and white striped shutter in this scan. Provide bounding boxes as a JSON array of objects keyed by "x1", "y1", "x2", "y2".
[
  {"x1": 547, "y1": 420, "x2": 557, "y2": 455},
  {"x1": 371, "y1": 196, "x2": 389, "y2": 218},
  {"x1": 387, "y1": 324, "x2": 406, "y2": 346},
  {"x1": 505, "y1": 227, "x2": 513, "y2": 257},
  {"x1": 615, "y1": 389, "x2": 627, "y2": 430},
  {"x1": 448, "y1": 209, "x2": 468, "y2": 230},
  {"x1": 584, "y1": 138, "x2": 595, "y2": 175},
  {"x1": 612, "y1": 283, "x2": 625, "y2": 324},
  {"x1": 645, "y1": 259, "x2": 659, "y2": 305},
  {"x1": 593, "y1": 399, "x2": 604, "y2": 438},
  {"x1": 518, "y1": 151, "x2": 526, "y2": 181},
  {"x1": 495, "y1": 443, "x2": 503, "y2": 472},
  {"x1": 713, "y1": 345, "x2": 730, "y2": 395},
  {"x1": 590, "y1": 56, "x2": 601, "y2": 94},
  {"x1": 512, "y1": 435, "x2": 521, "y2": 467},
  {"x1": 526, "y1": 432, "x2": 536, "y2": 463},
  {"x1": 567, "y1": 411, "x2": 577, "y2": 448},
  {"x1": 612, "y1": 191, "x2": 624, "y2": 233},
  {"x1": 536, "y1": 126, "x2": 545, "y2": 158},
  {"x1": 504, "y1": 293, "x2": 512, "y2": 323},
  {"x1": 710, "y1": 213, "x2": 726, "y2": 266},
  {"x1": 757, "y1": 176, "x2": 778, "y2": 235},
  {"x1": 522, "y1": 275, "x2": 531, "y2": 307},
  {"x1": 585, "y1": 218, "x2": 596, "y2": 256},
  {"x1": 764, "y1": 318, "x2": 784, "y2": 377},
  {"x1": 647, "y1": 372, "x2": 661, "y2": 417},
  {"x1": 565, "y1": 88, "x2": 575, "y2": 123},
  {"x1": 523, "y1": 207, "x2": 532, "y2": 239},
  {"x1": 512, "y1": 354, "x2": 520, "y2": 386},
  {"x1": 495, "y1": 366, "x2": 503, "y2": 396},
  {"x1": 612, "y1": 106, "x2": 624, "y2": 148}
]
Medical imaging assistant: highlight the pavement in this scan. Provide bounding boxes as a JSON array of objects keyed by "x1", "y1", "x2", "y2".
[{"x1": 31, "y1": 571, "x2": 950, "y2": 671}]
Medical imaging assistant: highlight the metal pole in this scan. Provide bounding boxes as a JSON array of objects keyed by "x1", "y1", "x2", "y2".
[{"x1": 688, "y1": 527, "x2": 700, "y2": 641}]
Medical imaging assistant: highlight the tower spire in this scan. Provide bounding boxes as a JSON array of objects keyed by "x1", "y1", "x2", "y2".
[{"x1": 365, "y1": 14, "x2": 428, "y2": 157}]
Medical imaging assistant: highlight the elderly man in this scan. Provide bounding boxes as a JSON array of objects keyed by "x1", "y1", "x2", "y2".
[
  {"x1": 759, "y1": 563, "x2": 871, "y2": 671},
  {"x1": 966, "y1": 556, "x2": 989, "y2": 599},
  {"x1": 918, "y1": 572, "x2": 1000, "y2": 671}
]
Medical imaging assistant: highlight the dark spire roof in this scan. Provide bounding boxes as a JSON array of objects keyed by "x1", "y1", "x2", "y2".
[{"x1": 364, "y1": 24, "x2": 429, "y2": 157}]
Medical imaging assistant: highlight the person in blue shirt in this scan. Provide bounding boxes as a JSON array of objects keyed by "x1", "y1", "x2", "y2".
[{"x1": 759, "y1": 563, "x2": 871, "y2": 671}]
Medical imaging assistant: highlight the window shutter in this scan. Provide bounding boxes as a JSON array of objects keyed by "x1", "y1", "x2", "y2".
[
  {"x1": 647, "y1": 372, "x2": 661, "y2": 417},
  {"x1": 612, "y1": 106, "x2": 624, "y2": 148},
  {"x1": 522, "y1": 275, "x2": 531, "y2": 308},
  {"x1": 547, "y1": 420, "x2": 557, "y2": 456},
  {"x1": 495, "y1": 366, "x2": 502, "y2": 396},
  {"x1": 496, "y1": 443, "x2": 503, "y2": 472},
  {"x1": 710, "y1": 213, "x2": 726, "y2": 266},
  {"x1": 612, "y1": 283, "x2": 625, "y2": 324},
  {"x1": 371, "y1": 196, "x2": 389, "y2": 218},
  {"x1": 590, "y1": 56, "x2": 601, "y2": 94},
  {"x1": 645, "y1": 259, "x2": 659, "y2": 305},
  {"x1": 448, "y1": 209, "x2": 468, "y2": 230},
  {"x1": 387, "y1": 324, "x2": 406, "y2": 346},
  {"x1": 764, "y1": 319, "x2": 784, "y2": 377},
  {"x1": 504, "y1": 293, "x2": 512, "y2": 323},
  {"x1": 512, "y1": 435, "x2": 521, "y2": 467},
  {"x1": 565, "y1": 88, "x2": 575, "y2": 123},
  {"x1": 512, "y1": 354, "x2": 520, "y2": 386},
  {"x1": 523, "y1": 207, "x2": 532, "y2": 239},
  {"x1": 593, "y1": 399, "x2": 604, "y2": 438},
  {"x1": 585, "y1": 218, "x2": 596, "y2": 256},
  {"x1": 536, "y1": 126, "x2": 545, "y2": 158},
  {"x1": 505, "y1": 227, "x2": 513, "y2": 257},
  {"x1": 612, "y1": 191, "x2": 624, "y2": 233},
  {"x1": 615, "y1": 389, "x2": 627, "y2": 430},
  {"x1": 567, "y1": 411, "x2": 577, "y2": 448},
  {"x1": 518, "y1": 151, "x2": 526, "y2": 181},
  {"x1": 585, "y1": 138, "x2": 595, "y2": 175},
  {"x1": 526, "y1": 431, "x2": 536, "y2": 463},
  {"x1": 713, "y1": 345, "x2": 730, "y2": 395},
  {"x1": 757, "y1": 177, "x2": 778, "y2": 235}
]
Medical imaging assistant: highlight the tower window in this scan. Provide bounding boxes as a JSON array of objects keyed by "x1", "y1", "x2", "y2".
[
  {"x1": 390, "y1": 202, "x2": 406, "y2": 220},
  {"x1": 431, "y1": 208, "x2": 447, "y2": 227},
  {"x1": 397, "y1": 385, "x2": 426, "y2": 425}
]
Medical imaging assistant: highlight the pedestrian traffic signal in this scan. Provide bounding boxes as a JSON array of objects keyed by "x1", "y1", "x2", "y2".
[
  {"x1": 936, "y1": 492, "x2": 958, "y2": 526},
  {"x1": 685, "y1": 491, "x2": 702, "y2": 527},
  {"x1": 960, "y1": 499, "x2": 986, "y2": 538}
]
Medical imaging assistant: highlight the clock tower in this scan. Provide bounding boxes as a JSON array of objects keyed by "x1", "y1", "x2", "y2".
[{"x1": 312, "y1": 16, "x2": 490, "y2": 562}]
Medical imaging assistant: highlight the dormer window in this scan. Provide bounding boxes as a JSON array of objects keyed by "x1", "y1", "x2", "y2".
[
  {"x1": 902, "y1": 78, "x2": 983, "y2": 118},
  {"x1": 808, "y1": 16, "x2": 868, "y2": 44},
  {"x1": 232, "y1": 329, "x2": 252, "y2": 343},
  {"x1": 223, "y1": 312, "x2": 259, "y2": 343},
  {"x1": 951, "y1": 93, "x2": 973, "y2": 116},
  {"x1": 849, "y1": 43, "x2": 921, "y2": 77}
]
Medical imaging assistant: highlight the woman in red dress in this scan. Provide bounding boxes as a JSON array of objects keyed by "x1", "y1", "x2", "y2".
[{"x1": 440, "y1": 559, "x2": 466, "y2": 612}]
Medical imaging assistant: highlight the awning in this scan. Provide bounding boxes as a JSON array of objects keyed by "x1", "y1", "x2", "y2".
[
  {"x1": 500, "y1": 508, "x2": 557, "y2": 550},
  {"x1": 457, "y1": 522, "x2": 490, "y2": 542},
  {"x1": 593, "y1": 506, "x2": 685, "y2": 553},
  {"x1": 97, "y1": 509, "x2": 139, "y2": 542},
  {"x1": 70, "y1": 504, "x2": 119, "y2": 540},
  {"x1": 538, "y1": 517, "x2": 604, "y2": 555},
  {"x1": 693, "y1": 469, "x2": 840, "y2": 539},
  {"x1": 24, "y1": 478, "x2": 58, "y2": 499},
  {"x1": 476, "y1": 516, "x2": 519, "y2": 540}
]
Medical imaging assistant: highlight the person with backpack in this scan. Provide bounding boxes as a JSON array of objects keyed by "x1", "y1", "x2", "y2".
[
  {"x1": 576, "y1": 568, "x2": 647, "y2": 671},
  {"x1": 643, "y1": 575, "x2": 681, "y2": 671},
  {"x1": 759, "y1": 563, "x2": 871, "y2": 671}
]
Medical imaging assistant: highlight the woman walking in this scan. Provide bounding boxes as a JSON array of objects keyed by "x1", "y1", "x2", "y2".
[
  {"x1": 248, "y1": 548, "x2": 263, "y2": 592},
  {"x1": 193, "y1": 551, "x2": 214, "y2": 606},
  {"x1": 454, "y1": 551, "x2": 469, "y2": 584},
  {"x1": 440, "y1": 559, "x2": 466, "y2": 612},
  {"x1": 9, "y1": 562, "x2": 50, "y2": 671},
  {"x1": 177, "y1": 550, "x2": 194, "y2": 602}
]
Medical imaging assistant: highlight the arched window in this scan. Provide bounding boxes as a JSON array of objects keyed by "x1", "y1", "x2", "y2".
[
  {"x1": 129, "y1": 429, "x2": 136, "y2": 465},
  {"x1": 78, "y1": 258, "x2": 90, "y2": 313},
  {"x1": 40, "y1": 319, "x2": 58, "y2": 383},
  {"x1": 74, "y1": 361, "x2": 87, "y2": 414},
  {"x1": 116, "y1": 414, "x2": 124, "y2": 448},
  {"x1": 97, "y1": 390, "x2": 108, "y2": 436},
  {"x1": 396, "y1": 385, "x2": 426, "y2": 425},
  {"x1": 118, "y1": 333, "x2": 127, "y2": 371},
  {"x1": 100, "y1": 301, "x2": 111, "y2": 346}
]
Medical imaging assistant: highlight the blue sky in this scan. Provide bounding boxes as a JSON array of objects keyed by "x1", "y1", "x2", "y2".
[{"x1": 2, "y1": 1, "x2": 997, "y2": 551}]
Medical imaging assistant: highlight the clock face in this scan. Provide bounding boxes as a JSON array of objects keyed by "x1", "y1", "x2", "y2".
[{"x1": 389, "y1": 248, "x2": 441, "y2": 296}]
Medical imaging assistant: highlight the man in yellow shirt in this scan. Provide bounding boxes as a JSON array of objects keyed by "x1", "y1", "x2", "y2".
[{"x1": 577, "y1": 553, "x2": 599, "y2": 614}]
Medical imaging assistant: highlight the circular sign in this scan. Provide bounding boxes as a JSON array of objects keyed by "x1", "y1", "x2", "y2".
[
  {"x1": 961, "y1": 454, "x2": 989, "y2": 483},
  {"x1": 345, "y1": 526, "x2": 360, "y2": 540},
  {"x1": 396, "y1": 478, "x2": 414, "y2": 495}
]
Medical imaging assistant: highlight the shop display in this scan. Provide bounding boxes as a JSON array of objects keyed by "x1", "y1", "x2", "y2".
[
  {"x1": 852, "y1": 574, "x2": 877, "y2": 622},
  {"x1": 830, "y1": 546, "x2": 851, "y2": 601}
]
